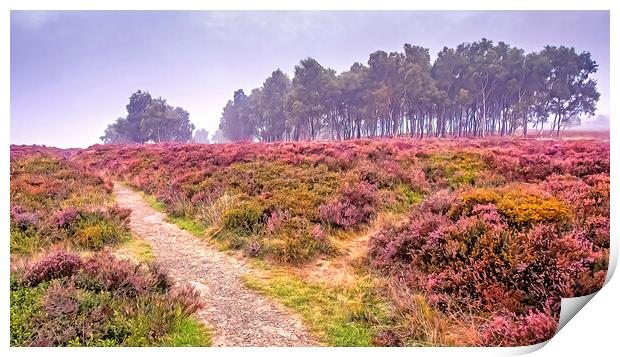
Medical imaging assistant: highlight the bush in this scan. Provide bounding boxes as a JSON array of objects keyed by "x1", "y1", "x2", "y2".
[
  {"x1": 52, "y1": 207, "x2": 81, "y2": 228},
  {"x1": 220, "y1": 200, "x2": 265, "y2": 236},
  {"x1": 11, "y1": 249, "x2": 207, "y2": 347},
  {"x1": 370, "y1": 198, "x2": 601, "y2": 317},
  {"x1": 74, "y1": 220, "x2": 128, "y2": 250},
  {"x1": 264, "y1": 216, "x2": 333, "y2": 264},
  {"x1": 319, "y1": 181, "x2": 380, "y2": 229},
  {"x1": 22, "y1": 250, "x2": 83, "y2": 287},
  {"x1": 460, "y1": 187, "x2": 571, "y2": 228},
  {"x1": 480, "y1": 310, "x2": 557, "y2": 346}
]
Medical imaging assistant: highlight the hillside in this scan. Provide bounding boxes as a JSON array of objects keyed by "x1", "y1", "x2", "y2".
[{"x1": 10, "y1": 137, "x2": 610, "y2": 346}]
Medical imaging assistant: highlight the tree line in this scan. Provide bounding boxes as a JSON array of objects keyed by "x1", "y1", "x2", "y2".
[{"x1": 219, "y1": 38, "x2": 600, "y2": 141}]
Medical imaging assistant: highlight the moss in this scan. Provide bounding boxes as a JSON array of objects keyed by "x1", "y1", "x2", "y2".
[
  {"x1": 166, "y1": 216, "x2": 206, "y2": 237},
  {"x1": 138, "y1": 190, "x2": 166, "y2": 212}
]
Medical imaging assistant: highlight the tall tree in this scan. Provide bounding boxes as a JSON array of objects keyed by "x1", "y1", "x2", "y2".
[
  {"x1": 254, "y1": 70, "x2": 291, "y2": 142},
  {"x1": 219, "y1": 89, "x2": 255, "y2": 141},
  {"x1": 540, "y1": 46, "x2": 600, "y2": 136}
]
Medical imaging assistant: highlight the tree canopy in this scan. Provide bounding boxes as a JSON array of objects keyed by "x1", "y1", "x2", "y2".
[
  {"x1": 218, "y1": 39, "x2": 599, "y2": 141},
  {"x1": 101, "y1": 90, "x2": 195, "y2": 144}
]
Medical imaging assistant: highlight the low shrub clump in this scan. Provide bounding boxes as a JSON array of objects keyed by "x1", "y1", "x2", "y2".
[
  {"x1": 319, "y1": 181, "x2": 380, "y2": 229},
  {"x1": 11, "y1": 249, "x2": 207, "y2": 347}
]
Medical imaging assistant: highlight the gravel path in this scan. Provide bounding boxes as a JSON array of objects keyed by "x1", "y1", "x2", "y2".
[{"x1": 113, "y1": 184, "x2": 318, "y2": 347}]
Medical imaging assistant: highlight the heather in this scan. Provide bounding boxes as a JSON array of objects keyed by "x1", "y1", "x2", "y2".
[
  {"x1": 10, "y1": 146, "x2": 211, "y2": 347},
  {"x1": 11, "y1": 249, "x2": 208, "y2": 346},
  {"x1": 71, "y1": 137, "x2": 609, "y2": 346},
  {"x1": 10, "y1": 147, "x2": 129, "y2": 254}
]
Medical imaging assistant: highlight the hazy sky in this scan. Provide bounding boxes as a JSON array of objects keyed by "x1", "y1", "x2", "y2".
[{"x1": 11, "y1": 10, "x2": 610, "y2": 148}]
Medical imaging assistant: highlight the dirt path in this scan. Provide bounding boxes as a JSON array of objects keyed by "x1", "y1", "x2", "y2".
[{"x1": 113, "y1": 184, "x2": 317, "y2": 347}]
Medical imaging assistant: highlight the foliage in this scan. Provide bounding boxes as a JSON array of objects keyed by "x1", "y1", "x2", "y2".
[
  {"x1": 10, "y1": 147, "x2": 210, "y2": 347},
  {"x1": 10, "y1": 151, "x2": 131, "y2": 254},
  {"x1": 101, "y1": 90, "x2": 195, "y2": 144},
  {"x1": 216, "y1": 40, "x2": 599, "y2": 141},
  {"x1": 11, "y1": 250, "x2": 207, "y2": 347},
  {"x1": 319, "y1": 181, "x2": 380, "y2": 229}
]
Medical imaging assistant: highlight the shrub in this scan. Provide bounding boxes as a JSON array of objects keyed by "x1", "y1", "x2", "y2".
[
  {"x1": 265, "y1": 216, "x2": 334, "y2": 264},
  {"x1": 79, "y1": 252, "x2": 156, "y2": 297},
  {"x1": 22, "y1": 250, "x2": 83, "y2": 287},
  {"x1": 319, "y1": 181, "x2": 380, "y2": 229},
  {"x1": 459, "y1": 187, "x2": 571, "y2": 228},
  {"x1": 480, "y1": 310, "x2": 557, "y2": 346},
  {"x1": 423, "y1": 152, "x2": 487, "y2": 188},
  {"x1": 74, "y1": 220, "x2": 128, "y2": 250},
  {"x1": 370, "y1": 198, "x2": 602, "y2": 318},
  {"x1": 220, "y1": 200, "x2": 265, "y2": 236},
  {"x1": 11, "y1": 210, "x2": 39, "y2": 230},
  {"x1": 197, "y1": 193, "x2": 236, "y2": 227},
  {"x1": 11, "y1": 250, "x2": 207, "y2": 347},
  {"x1": 52, "y1": 207, "x2": 81, "y2": 228}
]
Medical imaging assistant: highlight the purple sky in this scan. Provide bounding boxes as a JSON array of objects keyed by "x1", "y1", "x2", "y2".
[{"x1": 11, "y1": 10, "x2": 610, "y2": 148}]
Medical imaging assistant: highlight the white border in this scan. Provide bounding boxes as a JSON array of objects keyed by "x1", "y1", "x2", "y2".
[{"x1": 2, "y1": 1, "x2": 616, "y2": 356}]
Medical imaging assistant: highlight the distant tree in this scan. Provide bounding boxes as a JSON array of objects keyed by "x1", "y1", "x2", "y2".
[
  {"x1": 255, "y1": 69, "x2": 291, "y2": 142},
  {"x1": 218, "y1": 89, "x2": 255, "y2": 141},
  {"x1": 540, "y1": 46, "x2": 600, "y2": 136},
  {"x1": 99, "y1": 117, "x2": 133, "y2": 144},
  {"x1": 287, "y1": 58, "x2": 332, "y2": 140},
  {"x1": 192, "y1": 128, "x2": 210, "y2": 143},
  {"x1": 125, "y1": 90, "x2": 152, "y2": 143},
  {"x1": 101, "y1": 90, "x2": 195, "y2": 144},
  {"x1": 210, "y1": 129, "x2": 229, "y2": 143}
]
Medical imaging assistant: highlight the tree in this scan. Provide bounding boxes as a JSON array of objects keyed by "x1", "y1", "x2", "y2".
[
  {"x1": 218, "y1": 89, "x2": 255, "y2": 141},
  {"x1": 540, "y1": 46, "x2": 600, "y2": 136},
  {"x1": 287, "y1": 58, "x2": 332, "y2": 140},
  {"x1": 210, "y1": 129, "x2": 229, "y2": 143},
  {"x1": 253, "y1": 69, "x2": 291, "y2": 142},
  {"x1": 192, "y1": 128, "x2": 210, "y2": 143},
  {"x1": 101, "y1": 91, "x2": 195, "y2": 144}
]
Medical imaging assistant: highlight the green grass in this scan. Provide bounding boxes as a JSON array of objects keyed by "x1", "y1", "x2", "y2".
[
  {"x1": 137, "y1": 190, "x2": 166, "y2": 212},
  {"x1": 117, "y1": 237, "x2": 155, "y2": 263},
  {"x1": 166, "y1": 216, "x2": 206, "y2": 237},
  {"x1": 242, "y1": 267, "x2": 389, "y2": 347},
  {"x1": 162, "y1": 317, "x2": 212, "y2": 347},
  {"x1": 135, "y1": 188, "x2": 207, "y2": 237}
]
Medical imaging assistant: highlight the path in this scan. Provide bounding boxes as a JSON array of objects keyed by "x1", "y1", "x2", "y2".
[{"x1": 113, "y1": 184, "x2": 317, "y2": 347}]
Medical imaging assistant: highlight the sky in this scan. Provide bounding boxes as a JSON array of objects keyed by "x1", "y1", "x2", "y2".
[{"x1": 10, "y1": 10, "x2": 610, "y2": 148}]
